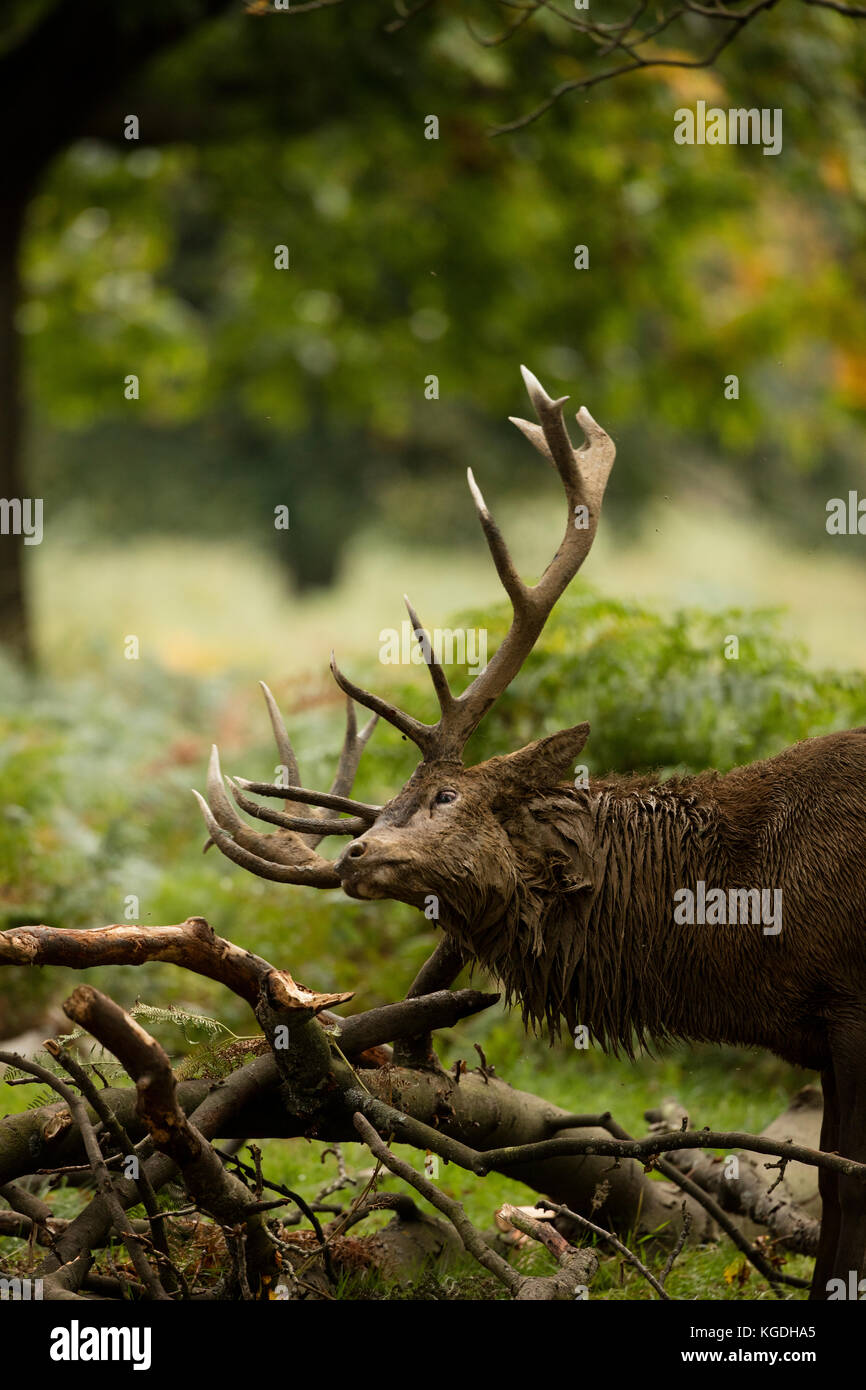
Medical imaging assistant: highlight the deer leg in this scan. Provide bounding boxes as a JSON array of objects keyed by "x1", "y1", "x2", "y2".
[
  {"x1": 826, "y1": 1026, "x2": 866, "y2": 1294},
  {"x1": 809, "y1": 1065, "x2": 840, "y2": 1299}
]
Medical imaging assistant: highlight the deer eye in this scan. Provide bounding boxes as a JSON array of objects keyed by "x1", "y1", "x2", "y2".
[{"x1": 433, "y1": 789, "x2": 458, "y2": 806}]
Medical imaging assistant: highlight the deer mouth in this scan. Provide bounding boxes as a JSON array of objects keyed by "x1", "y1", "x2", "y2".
[
  {"x1": 339, "y1": 865, "x2": 404, "y2": 900},
  {"x1": 341, "y1": 876, "x2": 386, "y2": 900}
]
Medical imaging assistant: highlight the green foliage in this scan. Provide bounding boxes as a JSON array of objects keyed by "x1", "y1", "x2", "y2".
[
  {"x1": 16, "y1": 4, "x2": 866, "y2": 585},
  {"x1": 371, "y1": 588, "x2": 866, "y2": 777},
  {"x1": 2, "y1": 587, "x2": 864, "y2": 1047},
  {"x1": 129, "y1": 1001, "x2": 232, "y2": 1042},
  {"x1": 3, "y1": 6, "x2": 862, "y2": 1298},
  {"x1": 451, "y1": 590, "x2": 866, "y2": 774},
  {"x1": 2, "y1": 578, "x2": 835, "y2": 1291}
]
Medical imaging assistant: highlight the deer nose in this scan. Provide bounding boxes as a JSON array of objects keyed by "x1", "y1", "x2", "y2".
[{"x1": 336, "y1": 835, "x2": 390, "y2": 876}]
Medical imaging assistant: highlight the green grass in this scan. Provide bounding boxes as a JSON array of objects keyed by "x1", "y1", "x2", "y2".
[{"x1": 0, "y1": 1118, "x2": 812, "y2": 1301}]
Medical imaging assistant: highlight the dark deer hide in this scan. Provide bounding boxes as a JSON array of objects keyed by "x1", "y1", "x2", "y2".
[{"x1": 337, "y1": 724, "x2": 866, "y2": 1075}]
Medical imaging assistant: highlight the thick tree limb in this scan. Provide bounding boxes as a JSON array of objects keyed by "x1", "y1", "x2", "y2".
[
  {"x1": 0, "y1": 922, "x2": 494, "y2": 1068},
  {"x1": 327, "y1": 988, "x2": 499, "y2": 1056},
  {"x1": 0, "y1": 917, "x2": 834, "y2": 1279},
  {"x1": 0, "y1": 918, "x2": 351, "y2": 1016}
]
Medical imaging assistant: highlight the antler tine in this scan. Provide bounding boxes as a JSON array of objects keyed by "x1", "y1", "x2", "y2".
[
  {"x1": 330, "y1": 697, "x2": 379, "y2": 801},
  {"x1": 432, "y1": 364, "x2": 615, "y2": 758},
  {"x1": 192, "y1": 789, "x2": 340, "y2": 886},
  {"x1": 256, "y1": 678, "x2": 341, "y2": 854},
  {"x1": 234, "y1": 779, "x2": 381, "y2": 819},
  {"x1": 259, "y1": 680, "x2": 303, "y2": 816},
  {"x1": 206, "y1": 742, "x2": 242, "y2": 836},
  {"x1": 329, "y1": 652, "x2": 437, "y2": 757},
  {"x1": 253, "y1": 684, "x2": 379, "y2": 848},
  {"x1": 204, "y1": 745, "x2": 283, "y2": 853},
  {"x1": 510, "y1": 365, "x2": 573, "y2": 479},
  {"x1": 509, "y1": 364, "x2": 615, "y2": 601},
  {"x1": 466, "y1": 468, "x2": 524, "y2": 607},
  {"x1": 315, "y1": 366, "x2": 615, "y2": 765},
  {"x1": 258, "y1": 676, "x2": 333, "y2": 845},
  {"x1": 356, "y1": 711, "x2": 378, "y2": 756},
  {"x1": 227, "y1": 777, "x2": 368, "y2": 837},
  {"x1": 194, "y1": 748, "x2": 341, "y2": 885},
  {"x1": 573, "y1": 403, "x2": 617, "y2": 506},
  {"x1": 259, "y1": 680, "x2": 301, "y2": 786},
  {"x1": 403, "y1": 594, "x2": 457, "y2": 717}
]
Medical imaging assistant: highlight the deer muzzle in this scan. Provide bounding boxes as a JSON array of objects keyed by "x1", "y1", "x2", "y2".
[{"x1": 335, "y1": 833, "x2": 409, "y2": 899}]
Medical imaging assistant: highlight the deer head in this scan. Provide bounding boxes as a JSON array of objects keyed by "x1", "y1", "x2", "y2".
[{"x1": 194, "y1": 366, "x2": 615, "y2": 933}]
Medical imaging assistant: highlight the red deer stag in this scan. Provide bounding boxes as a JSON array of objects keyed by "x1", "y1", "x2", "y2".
[{"x1": 195, "y1": 366, "x2": 866, "y2": 1300}]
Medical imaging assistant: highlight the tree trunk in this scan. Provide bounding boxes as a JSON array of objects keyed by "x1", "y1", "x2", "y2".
[
  {"x1": 0, "y1": 0, "x2": 241, "y2": 668},
  {"x1": 0, "y1": 1059, "x2": 715, "y2": 1249},
  {"x1": 0, "y1": 192, "x2": 32, "y2": 666}
]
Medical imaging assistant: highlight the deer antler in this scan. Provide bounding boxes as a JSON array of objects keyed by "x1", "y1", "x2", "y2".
[
  {"x1": 330, "y1": 365, "x2": 615, "y2": 762},
  {"x1": 193, "y1": 685, "x2": 378, "y2": 884},
  {"x1": 196, "y1": 366, "x2": 613, "y2": 864}
]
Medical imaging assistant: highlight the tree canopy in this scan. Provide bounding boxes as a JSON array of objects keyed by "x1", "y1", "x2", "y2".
[{"x1": 0, "y1": 0, "x2": 861, "y2": 591}]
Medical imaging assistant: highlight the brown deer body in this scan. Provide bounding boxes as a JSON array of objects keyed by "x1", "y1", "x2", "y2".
[
  {"x1": 339, "y1": 731, "x2": 866, "y2": 1066},
  {"x1": 196, "y1": 368, "x2": 866, "y2": 1298}
]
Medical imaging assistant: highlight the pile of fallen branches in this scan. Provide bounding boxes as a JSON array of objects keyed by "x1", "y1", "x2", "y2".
[{"x1": 0, "y1": 917, "x2": 851, "y2": 1301}]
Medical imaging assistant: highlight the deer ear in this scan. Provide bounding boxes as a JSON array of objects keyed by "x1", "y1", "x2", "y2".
[{"x1": 499, "y1": 723, "x2": 590, "y2": 787}]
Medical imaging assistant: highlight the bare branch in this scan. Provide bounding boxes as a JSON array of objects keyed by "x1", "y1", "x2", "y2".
[
  {"x1": 660, "y1": 1206, "x2": 692, "y2": 1286},
  {"x1": 479, "y1": 1125, "x2": 866, "y2": 1184},
  {"x1": 62, "y1": 988, "x2": 281, "y2": 1296},
  {"x1": 0, "y1": 1049, "x2": 169, "y2": 1300},
  {"x1": 353, "y1": 1114, "x2": 598, "y2": 1299},
  {"x1": 532, "y1": 1195, "x2": 670, "y2": 1298},
  {"x1": 43, "y1": 1038, "x2": 179, "y2": 1293},
  {"x1": 566, "y1": 1109, "x2": 808, "y2": 1290},
  {"x1": 0, "y1": 918, "x2": 352, "y2": 1014},
  {"x1": 486, "y1": 0, "x2": 779, "y2": 136}
]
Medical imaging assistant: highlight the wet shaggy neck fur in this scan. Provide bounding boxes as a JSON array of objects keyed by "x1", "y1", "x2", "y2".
[{"x1": 440, "y1": 729, "x2": 866, "y2": 1068}]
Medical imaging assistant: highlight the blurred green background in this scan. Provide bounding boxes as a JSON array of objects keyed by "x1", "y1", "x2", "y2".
[{"x1": 1, "y1": 0, "x2": 865, "y2": 1296}]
